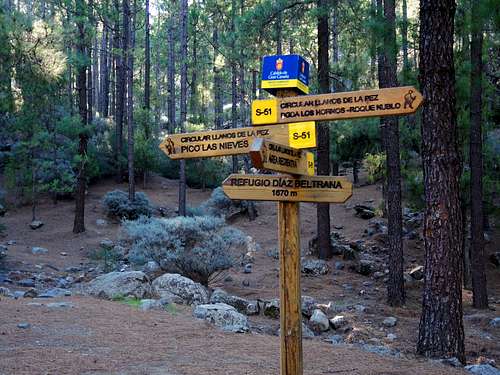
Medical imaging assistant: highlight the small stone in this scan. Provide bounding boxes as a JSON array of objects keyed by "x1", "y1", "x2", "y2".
[
  {"x1": 330, "y1": 315, "x2": 347, "y2": 329},
  {"x1": 60, "y1": 252, "x2": 68, "y2": 256},
  {"x1": 335, "y1": 261, "x2": 345, "y2": 270},
  {"x1": 7, "y1": 240, "x2": 16, "y2": 245},
  {"x1": 386, "y1": 333, "x2": 397, "y2": 342},
  {"x1": 464, "y1": 364, "x2": 500, "y2": 375},
  {"x1": 139, "y1": 299, "x2": 162, "y2": 311},
  {"x1": 18, "y1": 279, "x2": 35, "y2": 288},
  {"x1": 354, "y1": 304, "x2": 367, "y2": 313},
  {"x1": 100, "y1": 239, "x2": 114, "y2": 249},
  {"x1": 301, "y1": 295, "x2": 317, "y2": 317},
  {"x1": 310, "y1": 309, "x2": 330, "y2": 332},
  {"x1": 242, "y1": 279, "x2": 250, "y2": 287},
  {"x1": 143, "y1": 261, "x2": 161, "y2": 275},
  {"x1": 409, "y1": 265, "x2": 424, "y2": 280},
  {"x1": 383, "y1": 317, "x2": 397, "y2": 327},
  {"x1": 47, "y1": 302, "x2": 74, "y2": 309},
  {"x1": 96, "y1": 219, "x2": 108, "y2": 227},
  {"x1": 301, "y1": 259, "x2": 329, "y2": 276},
  {"x1": 23, "y1": 288, "x2": 38, "y2": 298},
  {"x1": 358, "y1": 260, "x2": 374, "y2": 276},
  {"x1": 13, "y1": 291, "x2": 25, "y2": 299},
  {"x1": 29, "y1": 220, "x2": 44, "y2": 230},
  {"x1": 373, "y1": 271, "x2": 384, "y2": 279},
  {"x1": 38, "y1": 288, "x2": 70, "y2": 298},
  {"x1": 243, "y1": 264, "x2": 252, "y2": 274},
  {"x1": 489, "y1": 317, "x2": 500, "y2": 328},
  {"x1": 17, "y1": 323, "x2": 30, "y2": 329},
  {"x1": 342, "y1": 247, "x2": 357, "y2": 261},
  {"x1": 328, "y1": 334, "x2": 344, "y2": 345},
  {"x1": 31, "y1": 247, "x2": 48, "y2": 255},
  {"x1": 0, "y1": 286, "x2": 11, "y2": 296}
]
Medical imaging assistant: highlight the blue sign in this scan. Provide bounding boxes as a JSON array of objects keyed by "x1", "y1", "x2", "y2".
[{"x1": 261, "y1": 55, "x2": 310, "y2": 95}]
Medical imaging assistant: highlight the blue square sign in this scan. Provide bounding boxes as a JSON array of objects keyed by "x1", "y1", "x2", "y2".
[{"x1": 261, "y1": 55, "x2": 310, "y2": 95}]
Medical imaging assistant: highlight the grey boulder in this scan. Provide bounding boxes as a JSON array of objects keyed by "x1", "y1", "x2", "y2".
[
  {"x1": 194, "y1": 303, "x2": 249, "y2": 333},
  {"x1": 465, "y1": 365, "x2": 500, "y2": 375},
  {"x1": 31, "y1": 247, "x2": 48, "y2": 255},
  {"x1": 301, "y1": 259, "x2": 329, "y2": 276},
  {"x1": 152, "y1": 273, "x2": 208, "y2": 305},
  {"x1": 210, "y1": 289, "x2": 258, "y2": 315},
  {"x1": 87, "y1": 271, "x2": 151, "y2": 299},
  {"x1": 309, "y1": 309, "x2": 330, "y2": 332}
]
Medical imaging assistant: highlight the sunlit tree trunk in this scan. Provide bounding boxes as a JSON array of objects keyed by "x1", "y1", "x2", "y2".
[{"x1": 178, "y1": 0, "x2": 188, "y2": 216}]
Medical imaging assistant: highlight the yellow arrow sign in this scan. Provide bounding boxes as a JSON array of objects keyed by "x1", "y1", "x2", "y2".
[
  {"x1": 249, "y1": 138, "x2": 314, "y2": 176},
  {"x1": 222, "y1": 174, "x2": 352, "y2": 203},
  {"x1": 251, "y1": 86, "x2": 423, "y2": 125},
  {"x1": 159, "y1": 122, "x2": 316, "y2": 159}
]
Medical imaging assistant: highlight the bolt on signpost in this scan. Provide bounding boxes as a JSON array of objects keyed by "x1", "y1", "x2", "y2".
[{"x1": 159, "y1": 54, "x2": 423, "y2": 375}]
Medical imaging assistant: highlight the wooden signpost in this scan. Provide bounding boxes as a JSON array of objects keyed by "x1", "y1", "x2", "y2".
[
  {"x1": 249, "y1": 138, "x2": 315, "y2": 176},
  {"x1": 160, "y1": 122, "x2": 316, "y2": 160},
  {"x1": 159, "y1": 53, "x2": 424, "y2": 375},
  {"x1": 251, "y1": 86, "x2": 423, "y2": 125},
  {"x1": 222, "y1": 174, "x2": 351, "y2": 202}
]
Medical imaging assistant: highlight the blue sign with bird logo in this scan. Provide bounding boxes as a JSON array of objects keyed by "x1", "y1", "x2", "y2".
[{"x1": 261, "y1": 55, "x2": 310, "y2": 96}]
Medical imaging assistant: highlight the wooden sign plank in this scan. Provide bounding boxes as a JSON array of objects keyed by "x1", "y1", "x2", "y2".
[
  {"x1": 159, "y1": 122, "x2": 316, "y2": 160},
  {"x1": 222, "y1": 174, "x2": 352, "y2": 203},
  {"x1": 249, "y1": 138, "x2": 314, "y2": 176},
  {"x1": 251, "y1": 86, "x2": 423, "y2": 125}
]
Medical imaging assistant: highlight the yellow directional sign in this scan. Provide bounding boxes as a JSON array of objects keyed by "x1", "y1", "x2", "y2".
[
  {"x1": 222, "y1": 174, "x2": 352, "y2": 203},
  {"x1": 159, "y1": 122, "x2": 316, "y2": 160},
  {"x1": 249, "y1": 138, "x2": 314, "y2": 176},
  {"x1": 251, "y1": 86, "x2": 423, "y2": 125}
]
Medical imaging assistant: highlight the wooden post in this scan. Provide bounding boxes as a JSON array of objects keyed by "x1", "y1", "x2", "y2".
[{"x1": 277, "y1": 89, "x2": 303, "y2": 375}]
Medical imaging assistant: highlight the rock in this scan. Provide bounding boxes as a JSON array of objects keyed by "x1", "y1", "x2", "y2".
[
  {"x1": 210, "y1": 289, "x2": 258, "y2": 315},
  {"x1": 100, "y1": 239, "x2": 114, "y2": 249},
  {"x1": 342, "y1": 247, "x2": 358, "y2": 261},
  {"x1": 489, "y1": 317, "x2": 500, "y2": 328},
  {"x1": 242, "y1": 279, "x2": 250, "y2": 287},
  {"x1": 7, "y1": 240, "x2": 16, "y2": 245},
  {"x1": 0, "y1": 244, "x2": 7, "y2": 252},
  {"x1": 328, "y1": 334, "x2": 344, "y2": 345},
  {"x1": 31, "y1": 247, "x2": 48, "y2": 255},
  {"x1": 243, "y1": 264, "x2": 252, "y2": 274},
  {"x1": 302, "y1": 323, "x2": 315, "y2": 338},
  {"x1": 152, "y1": 273, "x2": 208, "y2": 305},
  {"x1": 266, "y1": 248, "x2": 279, "y2": 259},
  {"x1": 335, "y1": 261, "x2": 345, "y2": 270},
  {"x1": 354, "y1": 205, "x2": 376, "y2": 219},
  {"x1": 330, "y1": 315, "x2": 347, "y2": 329},
  {"x1": 47, "y1": 302, "x2": 74, "y2": 309},
  {"x1": 139, "y1": 299, "x2": 164, "y2": 311},
  {"x1": 301, "y1": 295, "x2": 317, "y2": 317},
  {"x1": 490, "y1": 253, "x2": 500, "y2": 267},
  {"x1": 361, "y1": 344, "x2": 400, "y2": 357},
  {"x1": 358, "y1": 260, "x2": 374, "y2": 276},
  {"x1": 301, "y1": 259, "x2": 329, "y2": 276},
  {"x1": 439, "y1": 357, "x2": 462, "y2": 367},
  {"x1": 143, "y1": 261, "x2": 161, "y2": 275},
  {"x1": 373, "y1": 271, "x2": 384, "y2": 279},
  {"x1": 386, "y1": 333, "x2": 397, "y2": 342},
  {"x1": 0, "y1": 286, "x2": 11, "y2": 296},
  {"x1": 87, "y1": 271, "x2": 151, "y2": 299},
  {"x1": 18, "y1": 278, "x2": 35, "y2": 288},
  {"x1": 38, "y1": 288, "x2": 70, "y2": 298},
  {"x1": 96, "y1": 219, "x2": 108, "y2": 227},
  {"x1": 22, "y1": 288, "x2": 37, "y2": 298},
  {"x1": 409, "y1": 265, "x2": 424, "y2": 280},
  {"x1": 29, "y1": 220, "x2": 44, "y2": 230},
  {"x1": 354, "y1": 304, "x2": 367, "y2": 313},
  {"x1": 17, "y1": 323, "x2": 31, "y2": 329},
  {"x1": 263, "y1": 299, "x2": 280, "y2": 318},
  {"x1": 310, "y1": 309, "x2": 330, "y2": 332},
  {"x1": 60, "y1": 252, "x2": 68, "y2": 256},
  {"x1": 193, "y1": 303, "x2": 249, "y2": 333},
  {"x1": 0, "y1": 204, "x2": 6, "y2": 216},
  {"x1": 465, "y1": 365, "x2": 500, "y2": 375},
  {"x1": 383, "y1": 317, "x2": 397, "y2": 327}
]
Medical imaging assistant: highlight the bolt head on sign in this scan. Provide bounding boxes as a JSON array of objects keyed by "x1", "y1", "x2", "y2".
[{"x1": 261, "y1": 55, "x2": 310, "y2": 96}]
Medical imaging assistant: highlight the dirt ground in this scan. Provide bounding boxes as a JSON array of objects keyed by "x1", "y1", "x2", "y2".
[{"x1": 0, "y1": 174, "x2": 499, "y2": 374}]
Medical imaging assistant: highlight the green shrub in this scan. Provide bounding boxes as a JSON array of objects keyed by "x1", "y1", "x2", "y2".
[
  {"x1": 89, "y1": 245, "x2": 121, "y2": 272},
  {"x1": 102, "y1": 190, "x2": 153, "y2": 220},
  {"x1": 189, "y1": 187, "x2": 248, "y2": 217},
  {"x1": 363, "y1": 152, "x2": 386, "y2": 184},
  {"x1": 122, "y1": 215, "x2": 247, "y2": 286}
]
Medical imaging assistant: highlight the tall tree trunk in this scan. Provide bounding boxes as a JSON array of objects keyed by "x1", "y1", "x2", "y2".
[
  {"x1": 401, "y1": 0, "x2": 410, "y2": 82},
  {"x1": 99, "y1": 26, "x2": 109, "y2": 116},
  {"x1": 126, "y1": 0, "x2": 135, "y2": 201},
  {"x1": 469, "y1": 0, "x2": 488, "y2": 309},
  {"x1": 316, "y1": 0, "x2": 332, "y2": 260},
  {"x1": 331, "y1": 0, "x2": 339, "y2": 92},
  {"x1": 416, "y1": 0, "x2": 465, "y2": 363},
  {"x1": 114, "y1": 0, "x2": 125, "y2": 182},
  {"x1": 190, "y1": 29, "x2": 198, "y2": 118},
  {"x1": 230, "y1": 0, "x2": 238, "y2": 173},
  {"x1": 92, "y1": 34, "x2": 98, "y2": 118},
  {"x1": 213, "y1": 27, "x2": 223, "y2": 129},
  {"x1": 144, "y1": 0, "x2": 151, "y2": 138},
  {"x1": 379, "y1": 0, "x2": 405, "y2": 307},
  {"x1": 167, "y1": 12, "x2": 176, "y2": 134},
  {"x1": 154, "y1": 35, "x2": 161, "y2": 128},
  {"x1": 73, "y1": 0, "x2": 88, "y2": 234},
  {"x1": 178, "y1": 0, "x2": 188, "y2": 216}
]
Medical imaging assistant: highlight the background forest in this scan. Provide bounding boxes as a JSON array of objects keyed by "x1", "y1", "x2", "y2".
[{"x1": 0, "y1": 0, "x2": 499, "y2": 368}]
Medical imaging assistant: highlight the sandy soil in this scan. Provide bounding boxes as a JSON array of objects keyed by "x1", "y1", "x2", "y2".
[{"x1": 0, "y1": 174, "x2": 499, "y2": 374}]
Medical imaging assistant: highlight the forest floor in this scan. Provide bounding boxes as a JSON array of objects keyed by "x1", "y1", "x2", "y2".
[{"x1": 0, "y1": 173, "x2": 499, "y2": 375}]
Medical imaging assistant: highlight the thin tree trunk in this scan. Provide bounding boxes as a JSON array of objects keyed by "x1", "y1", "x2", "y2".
[
  {"x1": 73, "y1": 0, "x2": 88, "y2": 234},
  {"x1": 331, "y1": 0, "x2": 339, "y2": 92},
  {"x1": 276, "y1": 10, "x2": 282, "y2": 54},
  {"x1": 154, "y1": 35, "x2": 161, "y2": 128},
  {"x1": 462, "y1": 201, "x2": 472, "y2": 290},
  {"x1": 92, "y1": 34, "x2": 98, "y2": 119},
  {"x1": 167, "y1": 12, "x2": 176, "y2": 134},
  {"x1": 126, "y1": 0, "x2": 135, "y2": 201},
  {"x1": 401, "y1": 0, "x2": 410, "y2": 82},
  {"x1": 416, "y1": 0, "x2": 465, "y2": 363},
  {"x1": 178, "y1": 0, "x2": 188, "y2": 216},
  {"x1": 99, "y1": 26, "x2": 108, "y2": 116},
  {"x1": 230, "y1": 0, "x2": 238, "y2": 172},
  {"x1": 213, "y1": 27, "x2": 223, "y2": 129},
  {"x1": 469, "y1": 0, "x2": 488, "y2": 309},
  {"x1": 144, "y1": 0, "x2": 151, "y2": 138},
  {"x1": 190, "y1": 29, "x2": 197, "y2": 117},
  {"x1": 316, "y1": 0, "x2": 332, "y2": 260},
  {"x1": 114, "y1": 0, "x2": 125, "y2": 182},
  {"x1": 379, "y1": 0, "x2": 405, "y2": 307}
]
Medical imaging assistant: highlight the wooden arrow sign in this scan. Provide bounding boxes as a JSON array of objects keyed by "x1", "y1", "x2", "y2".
[
  {"x1": 249, "y1": 138, "x2": 314, "y2": 176},
  {"x1": 251, "y1": 86, "x2": 423, "y2": 125},
  {"x1": 222, "y1": 174, "x2": 352, "y2": 203},
  {"x1": 159, "y1": 122, "x2": 316, "y2": 160}
]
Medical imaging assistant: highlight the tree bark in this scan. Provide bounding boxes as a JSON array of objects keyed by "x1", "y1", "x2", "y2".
[
  {"x1": 379, "y1": 0, "x2": 405, "y2": 307},
  {"x1": 316, "y1": 0, "x2": 332, "y2": 260},
  {"x1": 213, "y1": 27, "x2": 223, "y2": 129},
  {"x1": 114, "y1": 0, "x2": 125, "y2": 182},
  {"x1": 126, "y1": 0, "x2": 135, "y2": 201},
  {"x1": 230, "y1": 0, "x2": 238, "y2": 173},
  {"x1": 178, "y1": 0, "x2": 188, "y2": 216},
  {"x1": 144, "y1": 0, "x2": 150, "y2": 117},
  {"x1": 167, "y1": 11, "x2": 176, "y2": 134},
  {"x1": 416, "y1": 0, "x2": 465, "y2": 363},
  {"x1": 73, "y1": 0, "x2": 88, "y2": 234},
  {"x1": 469, "y1": 0, "x2": 488, "y2": 309},
  {"x1": 401, "y1": 0, "x2": 410, "y2": 82}
]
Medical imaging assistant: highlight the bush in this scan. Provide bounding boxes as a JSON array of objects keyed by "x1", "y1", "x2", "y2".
[
  {"x1": 189, "y1": 187, "x2": 248, "y2": 217},
  {"x1": 122, "y1": 215, "x2": 247, "y2": 286},
  {"x1": 102, "y1": 190, "x2": 153, "y2": 220},
  {"x1": 363, "y1": 152, "x2": 386, "y2": 184}
]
